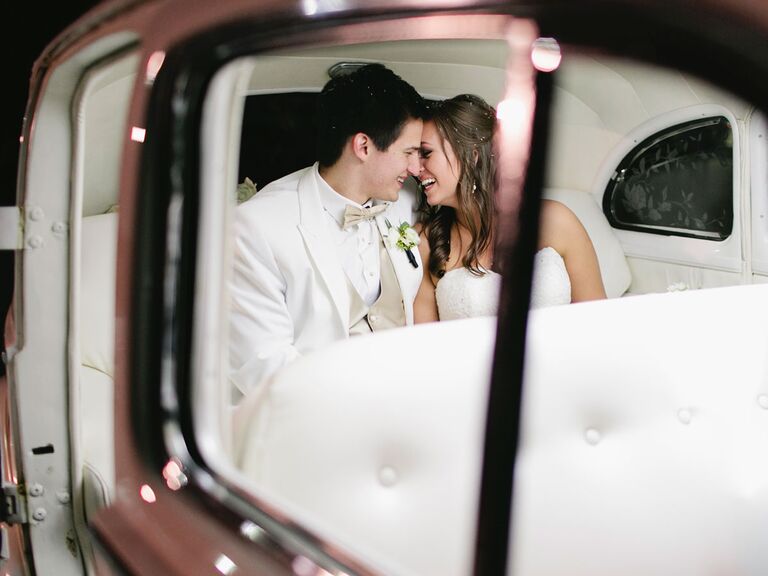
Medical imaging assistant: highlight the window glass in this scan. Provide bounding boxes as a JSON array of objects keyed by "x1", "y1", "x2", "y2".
[
  {"x1": 187, "y1": 16, "x2": 768, "y2": 576},
  {"x1": 603, "y1": 116, "x2": 733, "y2": 239},
  {"x1": 194, "y1": 32, "x2": 515, "y2": 576},
  {"x1": 182, "y1": 20, "x2": 768, "y2": 576},
  {"x1": 238, "y1": 92, "x2": 318, "y2": 192}
]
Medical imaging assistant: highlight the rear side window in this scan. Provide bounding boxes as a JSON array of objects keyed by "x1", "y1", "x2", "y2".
[
  {"x1": 603, "y1": 116, "x2": 733, "y2": 240},
  {"x1": 238, "y1": 92, "x2": 318, "y2": 190}
]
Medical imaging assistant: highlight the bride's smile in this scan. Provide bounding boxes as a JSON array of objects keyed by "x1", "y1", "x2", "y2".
[{"x1": 419, "y1": 120, "x2": 461, "y2": 208}]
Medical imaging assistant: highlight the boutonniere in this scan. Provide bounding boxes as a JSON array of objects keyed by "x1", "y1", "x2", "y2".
[
  {"x1": 384, "y1": 219, "x2": 420, "y2": 268},
  {"x1": 237, "y1": 177, "x2": 257, "y2": 204}
]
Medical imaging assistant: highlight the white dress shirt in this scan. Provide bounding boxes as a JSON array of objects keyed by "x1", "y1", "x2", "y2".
[{"x1": 315, "y1": 169, "x2": 382, "y2": 306}]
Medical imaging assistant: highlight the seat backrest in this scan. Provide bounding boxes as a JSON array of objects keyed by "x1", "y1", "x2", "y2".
[
  {"x1": 233, "y1": 319, "x2": 495, "y2": 576},
  {"x1": 78, "y1": 211, "x2": 117, "y2": 520},
  {"x1": 512, "y1": 284, "x2": 768, "y2": 575},
  {"x1": 234, "y1": 282, "x2": 768, "y2": 575},
  {"x1": 542, "y1": 187, "x2": 631, "y2": 298}
]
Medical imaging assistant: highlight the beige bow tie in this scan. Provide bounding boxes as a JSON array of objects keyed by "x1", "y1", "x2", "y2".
[{"x1": 342, "y1": 204, "x2": 387, "y2": 229}]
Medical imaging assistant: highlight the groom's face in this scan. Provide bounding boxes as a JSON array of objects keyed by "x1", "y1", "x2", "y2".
[{"x1": 364, "y1": 118, "x2": 423, "y2": 202}]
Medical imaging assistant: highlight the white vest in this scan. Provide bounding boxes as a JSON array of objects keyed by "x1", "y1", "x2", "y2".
[{"x1": 348, "y1": 233, "x2": 405, "y2": 335}]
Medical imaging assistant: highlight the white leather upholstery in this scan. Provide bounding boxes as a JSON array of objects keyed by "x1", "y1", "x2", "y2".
[
  {"x1": 246, "y1": 41, "x2": 509, "y2": 110},
  {"x1": 80, "y1": 213, "x2": 117, "y2": 376},
  {"x1": 512, "y1": 283, "x2": 768, "y2": 575},
  {"x1": 235, "y1": 283, "x2": 768, "y2": 575},
  {"x1": 80, "y1": 55, "x2": 137, "y2": 217},
  {"x1": 544, "y1": 56, "x2": 750, "y2": 296},
  {"x1": 79, "y1": 212, "x2": 117, "y2": 517},
  {"x1": 234, "y1": 320, "x2": 494, "y2": 576},
  {"x1": 625, "y1": 255, "x2": 741, "y2": 294},
  {"x1": 79, "y1": 367, "x2": 114, "y2": 518},
  {"x1": 542, "y1": 188, "x2": 631, "y2": 298},
  {"x1": 545, "y1": 55, "x2": 751, "y2": 198}
]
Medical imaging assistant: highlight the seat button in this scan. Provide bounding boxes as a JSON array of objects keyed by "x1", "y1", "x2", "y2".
[
  {"x1": 584, "y1": 428, "x2": 601, "y2": 446},
  {"x1": 677, "y1": 409, "x2": 692, "y2": 425},
  {"x1": 378, "y1": 466, "x2": 398, "y2": 487},
  {"x1": 758, "y1": 395, "x2": 768, "y2": 410}
]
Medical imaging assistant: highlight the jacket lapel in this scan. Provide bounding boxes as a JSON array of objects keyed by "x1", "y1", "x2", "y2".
[
  {"x1": 375, "y1": 213, "x2": 421, "y2": 324},
  {"x1": 296, "y1": 167, "x2": 349, "y2": 330}
]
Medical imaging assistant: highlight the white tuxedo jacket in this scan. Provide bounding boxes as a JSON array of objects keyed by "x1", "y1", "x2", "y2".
[{"x1": 229, "y1": 164, "x2": 422, "y2": 398}]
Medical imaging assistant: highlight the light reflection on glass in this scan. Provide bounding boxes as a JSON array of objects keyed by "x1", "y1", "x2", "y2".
[
  {"x1": 494, "y1": 18, "x2": 538, "y2": 237},
  {"x1": 162, "y1": 457, "x2": 188, "y2": 491},
  {"x1": 531, "y1": 37, "x2": 561, "y2": 72},
  {"x1": 145, "y1": 50, "x2": 166, "y2": 84},
  {"x1": 291, "y1": 556, "x2": 339, "y2": 576},
  {"x1": 291, "y1": 555, "x2": 316, "y2": 576},
  {"x1": 239, "y1": 520, "x2": 265, "y2": 542},
  {"x1": 215, "y1": 554, "x2": 237, "y2": 575},
  {"x1": 139, "y1": 484, "x2": 156, "y2": 503},
  {"x1": 496, "y1": 97, "x2": 529, "y2": 127},
  {"x1": 302, "y1": 0, "x2": 318, "y2": 15},
  {"x1": 131, "y1": 126, "x2": 146, "y2": 143},
  {"x1": 301, "y1": 0, "x2": 347, "y2": 15}
]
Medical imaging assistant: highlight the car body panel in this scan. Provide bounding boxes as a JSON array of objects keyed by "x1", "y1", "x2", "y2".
[{"x1": 5, "y1": 0, "x2": 768, "y2": 575}]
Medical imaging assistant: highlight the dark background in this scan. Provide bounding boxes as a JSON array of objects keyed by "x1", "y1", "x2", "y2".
[{"x1": 1, "y1": 1, "x2": 103, "y2": 375}]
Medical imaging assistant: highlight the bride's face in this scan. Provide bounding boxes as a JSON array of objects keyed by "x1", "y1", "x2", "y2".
[{"x1": 419, "y1": 120, "x2": 460, "y2": 209}]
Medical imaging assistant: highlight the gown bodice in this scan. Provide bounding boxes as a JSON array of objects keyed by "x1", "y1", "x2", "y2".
[{"x1": 434, "y1": 247, "x2": 571, "y2": 320}]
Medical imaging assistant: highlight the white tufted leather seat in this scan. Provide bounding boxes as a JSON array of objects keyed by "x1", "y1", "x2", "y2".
[
  {"x1": 235, "y1": 282, "x2": 768, "y2": 575},
  {"x1": 512, "y1": 283, "x2": 768, "y2": 575},
  {"x1": 78, "y1": 212, "x2": 117, "y2": 521},
  {"x1": 233, "y1": 318, "x2": 494, "y2": 576}
]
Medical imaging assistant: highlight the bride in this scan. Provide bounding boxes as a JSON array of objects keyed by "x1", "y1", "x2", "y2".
[{"x1": 413, "y1": 94, "x2": 606, "y2": 322}]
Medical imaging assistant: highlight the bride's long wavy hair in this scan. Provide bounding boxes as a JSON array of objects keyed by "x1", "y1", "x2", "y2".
[{"x1": 418, "y1": 94, "x2": 497, "y2": 278}]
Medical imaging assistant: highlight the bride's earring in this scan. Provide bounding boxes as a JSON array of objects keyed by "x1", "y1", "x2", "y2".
[{"x1": 472, "y1": 182, "x2": 477, "y2": 194}]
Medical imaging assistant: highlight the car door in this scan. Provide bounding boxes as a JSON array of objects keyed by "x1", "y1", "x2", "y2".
[
  {"x1": 0, "y1": 8, "x2": 142, "y2": 573},
  {"x1": 8, "y1": 1, "x2": 768, "y2": 576},
  {"x1": 79, "y1": 4, "x2": 540, "y2": 575}
]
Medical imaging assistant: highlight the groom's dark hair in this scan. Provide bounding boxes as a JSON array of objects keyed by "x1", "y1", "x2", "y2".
[{"x1": 315, "y1": 63, "x2": 426, "y2": 167}]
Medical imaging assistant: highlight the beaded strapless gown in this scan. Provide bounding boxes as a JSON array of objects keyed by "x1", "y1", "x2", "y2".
[{"x1": 434, "y1": 247, "x2": 571, "y2": 320}]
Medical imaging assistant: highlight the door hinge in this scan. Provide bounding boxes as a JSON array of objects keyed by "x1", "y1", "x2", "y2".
[
  {"x1": 1, "y1": 484, "x2": 28, "y2": 525},
  {"x1": 0, "y1": 207, "x2": 23, "y2": 251}
]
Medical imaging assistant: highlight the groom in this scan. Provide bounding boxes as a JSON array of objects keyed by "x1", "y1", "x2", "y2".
[{"x1": 229, "y1": 63, "x2": 426, "y2": 398}]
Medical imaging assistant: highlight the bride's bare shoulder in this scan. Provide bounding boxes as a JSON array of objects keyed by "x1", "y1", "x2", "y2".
[
  {"x1": 539, "y1": 199, "x2": 588, "y2": 248},
  {"x1": 540, "y1": 199, "x2": 578, "y2": 225}
]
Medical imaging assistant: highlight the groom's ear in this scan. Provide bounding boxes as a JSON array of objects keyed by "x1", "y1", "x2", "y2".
[{"x1": 351, "y1": 132, "x2": 371, "y2": 162}]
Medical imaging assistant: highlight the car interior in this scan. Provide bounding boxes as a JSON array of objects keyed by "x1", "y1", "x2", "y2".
[
  {"x1": 73, "y1": 50, "x2": 136, "y2": 553},
  {"x1": 70, "y1": 31, "x2": 768, "y2": 575}
]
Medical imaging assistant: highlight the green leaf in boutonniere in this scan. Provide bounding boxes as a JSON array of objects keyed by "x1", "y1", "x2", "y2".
[
  {"x1": 384, "y1": 219, "x2": 420, "y2": 268},
  {"x1": 237, "y1": 177, "x2": 257, "y2": 204}
]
